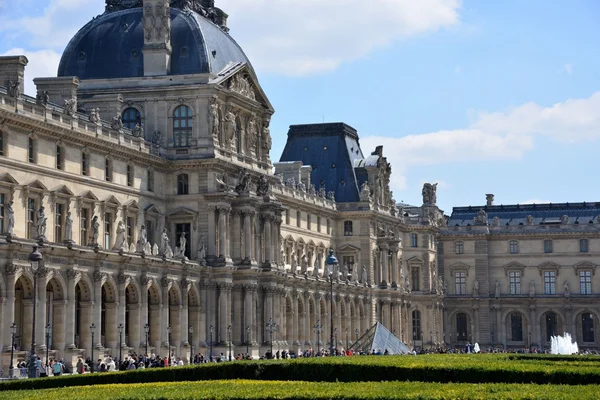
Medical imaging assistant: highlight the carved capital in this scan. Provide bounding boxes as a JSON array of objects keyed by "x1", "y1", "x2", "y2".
[
  {"x1": 180, "y1": 278, "x2": 190, "y2": 290},
  {"x1": 140, "y1": 275, "x2": 151, "y2": 286},
  {"x1": 66, "y1": 269, "x2": 81, "y2": 281},
  {"x1": 93, "y1": 271, "x2": 106, "y2": 283},
  {"x1": 161, "y1": 276, "x2": 170, "y2": 288},
  {"x1": 118, "y1": 273, "x2": 129, "y2": 285},
  {"x1": 5, "y1": 263, "x2": 20, "y2": 276}
]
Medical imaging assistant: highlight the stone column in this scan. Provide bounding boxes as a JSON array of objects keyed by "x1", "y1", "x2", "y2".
[
  {"x1": 93, "y1": 272, "x2": 104, "y2": 348},
  {"x1": 244, "y1": 286, "x2": 254, "y2": 342},
  {"x1": 180, "y1": 280, "x2": 189, "y2": 346},
  {"x1": 117, "y1": 274, "x2": 127, "y2": 346},
  {"x1": 244, "y1": 212, "x2": 253, "y2": 262},
  {"x1": 292, "y1": 291, "x2": 299, "y2": 345},
  {"x1": 274, "y1": 217, "x2": 282, "y2": 265},
  {"x1": 263, "y1": 216, "x2": 272, "y2": 264},
  {"x1": 380, "y1": 243, "x2": 389, "y2": 287},
  {"x1": 231, "y1": 211, "x2": 242, "y2": 263},
  {"x1": 35, "y1": 271, "x2": 48, "y2": 351},
  {"x1": 218, "y1": 283, "x2": 231, "y2": 344},
  {"x1": 3, "y1": 266, "x2": 17, "y2": 351},
  {"x1": 255, "y1": 216, "x2": 262, "y2": 265},
  {"x1": 529, "y1": 305, "x2": 538, "y2": 349},
  {"x1": 161, "y1": 278, "x2": 170, "y2": 348},
  {"x1": 390, "y1": 244, "x2": 399, "y2": 288},
  {"x1": 217, "y1": 206, "x2": 229, "y2": 258},
  {"x1": 139, "y1": 276, "x2": 149, "y2": 349},
  {"x1": 65, "y1": 269, "x2": 78, "y2": 349}
]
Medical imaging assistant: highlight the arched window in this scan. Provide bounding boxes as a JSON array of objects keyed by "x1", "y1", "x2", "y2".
[
  {"x1": 412, "y1": 310, "x2": 421, "y2": 340},
  {"x1": 455, "y1": 241, "x2": 464, "y2": 254},
  {"x1": 456, "y1": 313, "x2": 468, "y2": 342},
  {"x1": 177, "y1": 174, "x2": 189, "y2": 195},
  {"x1": 173, "y1": 105, "x2": 193, "y2": 147},
  {"x1": 510, "y1": 313, "x2": 523, "y2": 341},
  {"x1": 582, "y1": 313, "x2": 594, "y2": 342},
  {"x1": 122, "y1": 107, "x2": 141, "y2": 130},
  {"x1": 509, "y1": 240, "x2": 519, "y2": 254},
  {"x1": 545, "y1": 312, "x2": 557, "y2": 342}
]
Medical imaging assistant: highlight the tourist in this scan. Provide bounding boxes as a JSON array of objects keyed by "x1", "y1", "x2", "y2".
[
  {"x1": 53, "y1": 359, "x2": 64, "y2": 376},
  {"x1": 76, "y1": 358, "x2": 85, "y2": 374}
]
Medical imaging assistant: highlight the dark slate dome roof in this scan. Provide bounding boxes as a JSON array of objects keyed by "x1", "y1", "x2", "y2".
[{"x1": 58, "y1": 7, "x2": 252, "y2": 79}]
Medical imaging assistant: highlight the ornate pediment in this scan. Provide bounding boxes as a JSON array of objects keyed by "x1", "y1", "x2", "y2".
[
  {"x1": 51, "y1": 185, "x2": 74, "y2": 197},
  {"x1": 503, "y1": 262, "x2": 526, "y2": 276},
  {"x1": 0, "y1": 173, "x2": 18, "y2": 186},
  {"x1": 25, "y1": 179, "x2": 48, "y2": 191},
  {"x1": 103, "y1": 195, "x2": 121, "y2": 207},
  {"x1": 407, "y1": 256, "x2": 424, "y2": 265},
  {"x1": 78, "y1": 190, "x2": 99, "y2": 201},
  {"x1": 228, "y1": 73, "x2": 257, "y2": 101}
]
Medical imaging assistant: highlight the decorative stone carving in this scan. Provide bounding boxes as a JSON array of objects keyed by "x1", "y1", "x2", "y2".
[
  {"x1": 7, "y1": 79, "x2": 20, "y2": 98},
  {"x1": 160, "y1": 228, "x2": 173, "y2": 258},
  {"x1": 118, "y1": 273, "x2": 129, "y2": 285},
  {"x1": 290, "y1": 253, "x2": 297, "y2": 274},
  {"x1": 318, "y1": 187, "x2": 326, "y2": 198},
  {"x1": 529, "y1": 281, "x2": 535, "y2": 297},
  {"x1": 327, "y1": 191, "x2": 336, "y2": 202},
  {"x1": 64, "y1": 210, "x2": 73, "y2": 242},
  {"x1": 112, "y1": 221, "x2": 127, "y2": 251},
  {"x1": 137, "y1": 225, "x2": 148, "y2": 253},
  {"x1": 210, "y1": 97, "x2": 220, "y2": 140},
  {"x1": 308, "y1": 184, "x2": 316, "y2": 196},
  {"x1": 132, "y1": 123, "x2": 144, "y2": 138},
  {"x1": 63, "y1": 98, "x2": 76, "y2": 116},
  {"x1": 174, "y1": 232, "x2": 187, "y2": 260},
  {"x1": 152, "y1": 243, "x2": 159, "y2": 256},
  {"x1": 257, "y1": 175, "x2": 270, "y2": 197},
  {"x1": 5, "y1": 263, "x2": 20, "y2": 275},
  {"x1": 492, "y1": 216, "x2": 500, "y2": 227},
  {"x1": 422, "y1": 182, "x2": 437, "y2": 205},
  {"x1": 229, "y1": 74, "x2": 255, "y2": 101},
  {"x1": 152, "y1": 130, "x2": 162, "y2": 146},
  {"x1": 313, "y1": 256, "x2": 320, "y2": 278},
  {"x1": 161, "y1": 276, "x2": 170, "y2": 288},
  {"x1": 359, "y1": 182, "x2": 371, "y2": 201},
  {"x1": 93, "y1": 271, "x2": 106, "y2": 282},
  {"x1": 285, "y1": 177, "x2": 296, "y2": 188},
  {"x1": 361, "y1": 266, "x2": 368, "y2": 285},
  {"x1": 197, "y1": 235, "x2": 206, "y2": 265},
  {"x1": 526, "y1": 215, "x2": 534, "y2": 225},
  {"x1": 561, "y1": 215, "x2": 569, "y2": 224},
  {"x1": 36, "y1": 90, "x2": 50, "y2": 106},
  {"x1": 89, "y1": 108, "x2": 100, "y2": 124},
  {"x1": 66, "y1": 269, "x2": 80, "y2": 281},
  {"x1": 246, "y1": 116, "x2": 258, "y2": 152},
  {"x1": 235, "y1": 169, "x2": 251, "y2": 194},
  {"x1": 564, "y1": 280, "x2": 570, "y2": 297},
  {"x1": 36, "y1": 206, "x2": 48, "y2": 240},
  {"x1": 6, "y1": 201, "x2": 14, "y2": 235},
  {"x1": 495, "y1": 280, "x2": 500, "y2": 298},
  {"x1": 140, "y1": 275, "x2": 151, "y2": 286},
  {"x1": 262, "y1": 117, "x2": 272, "y2": 157},
  {"x1": 297, "y1": 181, "x2": 306, "y2": 193},
  {"x1": 223, "y1": 106, "x2": 237, "y2": 147},
  {"x1": 111, "y1": 113, "x2": 124, "y2": 130},
  {"x1": 473, "y1": 278, "x2": 479, "y2": 297},
  {"x1": 90, "y1": 215, "x2": 100, "y2": 246},
  {"x1": 474, "y1": 209, "x2": 488, "y2": 226}
]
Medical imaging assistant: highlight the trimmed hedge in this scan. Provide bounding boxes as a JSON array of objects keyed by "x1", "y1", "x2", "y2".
[
  {"x1": 2, "y1": 354, "x2": 600, "y2": 392},
  {"x1": 2, "y1": 380, "x2": 600, "y2": 400},
  {"x1": 509, "y1": 354, "x2": 600, "y2": 363}
]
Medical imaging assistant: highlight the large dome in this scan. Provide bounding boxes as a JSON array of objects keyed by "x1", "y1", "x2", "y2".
[{"x1": 58, "y1": 6, "x2": 253, "y2": 80}]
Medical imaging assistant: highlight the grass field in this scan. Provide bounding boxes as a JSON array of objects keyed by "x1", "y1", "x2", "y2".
[{"x1": 2, "y1": 354, "x2": 600, "y2": 399}]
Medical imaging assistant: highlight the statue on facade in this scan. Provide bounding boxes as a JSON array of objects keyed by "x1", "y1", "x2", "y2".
[
  {"x1": 262, "y1": 118, "x2": 272, "y2": 155},
  {"x1": 359, "y1": 182, "x2": 371, "y2": 201},
  {"x1": 113, "y1": 221, "x2": 127, "y2": 251},
  {"x1": 327, "y1": 191, "x2": 336, "y2": 202},
  {"x1": 235, "y1": 169, "x2": 251, "y2": 194},
  {"x1": 111, "y1": 113, "x2": 124, "y2": 130},
  {"x1": 36, "y1": 206, "x2": 47, "y2": 239},
  {"x1": 564, "y1": 280, "x2": 570, "y2": 297},
  {"x1": 152, "y1": 243, "x2": 159, "y2": 256},
  {"x1": 223, "y1": 106, "x2": 236, "y2": 147},
  {"x1": 89, "y1": 108, "x2": 100, "y2": 124},
  {"x1": 257, "y1": 175, "x2": 270, "y2": 197},
  {"x1": 36, "y1": 90, "x2": 50, "y2": 106},
  {"x1": 137, "y1": 225, "x2": 148, "y2": 253},
  {"x1": 63, "y1": 98, "x2": 76, "y2": 116},
  {"x1": 313, "y1": 255, "x2": 320, "y2": 278},
  {"x1": 561, "y1": 215, "x2": 569, "y2": 224},
  {"x1": 405, "y1": 276, "x2": 411, "y2": 293},
  {"x1": 132, "y1": 123, "x2": 144, "y2": 138},
  {"x1": 175, "y1": 232, "x2": 187, "y2": 259},
  {"x1": 160, "y1": 228, "x2": 173, "y2": 258},
  {"x1": 361, "y1": 265, "x2": 368, "y2": 285},
  {"x1": 152, "y1": 130, "x2": 162, "y2": 147},
  {"x1": 492, "y1": 216, "x2": 500, "y2": 227},
  {"x1": 529, "y1": 281, "x2": 535, "y2": 297},
  {"x1": 90, "y1": 215, "x2": 100, "y2": 246},
  {"x1": 526, "y1": 215, "x2": 534, "y2": 225},
  {"x1": 197, "y1": 235, "x2": 206, "y2": 265},
  {"x1": 285, "y1": 177, "x2": 296, "y2": 188},
  {"x1": 297, "y1": 181, "x2": 306, "y2": 193},
  {"x1": 290, "y1": 252, "x2": 298, "y2": 274},
  {"x1": 318, "y1": 187, "x2": 326, "y2": 198},
  {"x1": 473, "y1": 278, "x2": 480, "y2": 297},
  {"x1": 64, "y1": 210, "x2": 73, "y2": 242},
  {"x1": 301, "y1": 254, "x2": 308, "y2": 275},
  {"x1": 421, "y1": 182, "x2": 437, "y2": 205},
  {"x1": 495, "y1": 280, "x2": 500, "y2": 298},
  {"x1": 474, "y1": 209, "x2": 488, "y2": 226},
  {"x1": 308, "y1": 184, "x2": 316, "y2": 196},
  {"x1": 210, "y1": 97, "x2": 220, "y2": 140},
  {"x1": 246, "y1": 116, "x2": 258, "y2": 152},
  {"x1": 6, "y1": 201, "x2": 14, "y2": 235},
  {"x1": 7, "y1": 79, "x2": 20, "y2": 98}
]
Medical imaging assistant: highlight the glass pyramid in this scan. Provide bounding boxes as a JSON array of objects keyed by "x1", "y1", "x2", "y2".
[{"x1": 348, "y1": 322, "x2": 411, "y2": 355}]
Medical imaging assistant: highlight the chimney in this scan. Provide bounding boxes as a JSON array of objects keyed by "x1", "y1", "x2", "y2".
[
  {"x1": 142, "y1": 0, "x2": 172, "y2": 76},
  {"x1": 486, "y1": 194, "x2": 494, "y2": 207},
  {"x1": 0, "y1": 55, "x2": 28, "y2": 95}
]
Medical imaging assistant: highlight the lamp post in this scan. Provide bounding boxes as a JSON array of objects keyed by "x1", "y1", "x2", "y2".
[
  {"x1": 325, "y1": 248, "x2": 338, "y2": 357},
  {"x1": 45, "y1": 323, "x2": 51, "y2": 370},
  {"x1": 144, "y1": 323, "x2": 149, "y2": 357},
  {"x1": 313, "y1": 320, "x2": 323, "y2": 355},
  {"x1": 118, "y1": 323, "x2": 123, "y2": 370},
  {"x1": 28, "y1": 245, "x2": 42, "y2": 378},
  {"x1": 166, "y1": 325, "x2": 171, "y2": 363},
  {"x1": 209, "y1": 325, "x2": 213, "y2": 361},
  {"x1": 266, "y1": 318, "x2": 276, "y2": 358},
  {"x1": 90, "y1": 323, "x2": 95, "y2": 373},
  {"x1": 429, "y1": 330, "x2": 432, "y2": 349},
  {"x1": 227, "y1": 324, "x2": 232, "y2": 361},
  {"x1": 189, "y1": 324, "x2": 194, "y2": 365},
  {"x1": 345, "y1": 328, "x2": 349, "y2": 351},
  {"x1": 245, "y1": 325, "x2": 250, "y2": 356},
  {"x1": 9, "y1": 322, "x2": 17, "y2": 378},
  {"x1": 491, "y1": 332, "x2": 494, "y2": 348},
  {"x1": 354, "y1": 328, "x2": 359, "y2": 345}
]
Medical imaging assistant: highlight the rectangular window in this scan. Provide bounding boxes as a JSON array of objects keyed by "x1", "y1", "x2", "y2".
[
  {"x1": 454, "y1": 271, "x2": 466, "y2": 295},
  {"x1": 147, "y1": 169, "x2": 154, "y2": 192},
  {"x1": 509, "y1": 271, "x2": 521, "y2": 295},
  {"x1": 285, "y1": 210, "x2": 290, "y2": 225},
  {"x1": 81, "y1": 152, "x2": 88, "y2": 176},
  {"x1": 410, "y1": 233, "x2": 418, "y2": 248},
  {"x1": 0, "y1": 193, "x2": 4, "y2": 233},
  {"x1": 80, "y1": 208, "x2": 89, "y2": 245},
  {"x1": 317, "y1": 216, "x2": 321, "y2": 233},
  {"x1": 307, "y1": 214, "x2": 311, "y2": 230},
  {"x1": 0, "y1": 131, "x2": 4, "y2": 156},
  {"x1": 296, "y1": 211, "x2": 301, "y2": 228},
  {"x1": 455, "y1": 241, "x2": 464, "y2": 254},
  {"x1": 126, "y1": 216, "x2": 133, "y2": 246},
  {"x1": 580, "y1": 271, "x2": 592, "y2": 295},
  {"x1": 344, "y1": 221, "x2": 353, "y2": 236},
  {"x1": 580, "y1": 239, "x2": 589, "y2": 253},
  {"x1": 544, "y1": 271, "x2": 556, "y2": 295},
  {"x1": 544, "y1": 240, "x2": 553, "y2": 254},
  {"x1": 145, "y1": 220, "x2": 154, "y2": 245},
  {"x1": 342, "y1": 256, "x2": 355, "y2": 276},
  {"x1": 327, "y1": 218, "x2": 331, "y2": 234},
  {"x1": 411, "y1": 267, "x2": 420, "y2": 291},
  {"x1": 105, "y1": 159, "x2": 111, "y2": 182},
  {"x1": 509, "y1": 241, "x2": 519, "y2": 254},
  {"x1": 104, "y1": 214, "x2": 112, "y2": 249},
  {"x1": 55, "y1": 203, "x2": 64, "y2": 242},
  {"x1": 176, "y1": 223, "x2": 191, "y2": 259},
  {"x1": 28, "y1": 137, "x2": 35, "y2": 163},
  {"x1": 127, "y1": 164, "x2": 133, "y2": 187},
  {"x1": 56, "y1": 145, "x2": 63, "y2": 170},
  {"x1": 27, "y1": 198, "x2": 36, "y2": 238}
]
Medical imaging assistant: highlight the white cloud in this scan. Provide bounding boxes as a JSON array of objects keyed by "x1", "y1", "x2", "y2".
[
  {"x1": 520, "y1": 199, "x2": 553, "y2": 205},
  {"x1": 454, "y1": 65, "x2": 461, "y2": 74},
  {"x1": 220, "y1": 0, "x2": 461, "y2": 75},
  {"x1": 563, "y1": 64, "x2": 573, "y2": 75},
  {"x1": 361, "y1": 91, "x2": 600, "y2": 191},
  {"x1": 1, "y1": 48, "x2": 62, "y2": 95}
]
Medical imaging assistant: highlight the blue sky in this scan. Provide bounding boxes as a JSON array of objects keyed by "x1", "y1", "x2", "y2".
[{"x1": 1, "y1": 0, "x2": 599, "y2": 213}]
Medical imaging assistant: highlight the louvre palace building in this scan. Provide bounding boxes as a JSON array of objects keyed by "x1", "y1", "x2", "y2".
[{"x1": 0, "y1": 0, "x2": 597, "y2": 370}]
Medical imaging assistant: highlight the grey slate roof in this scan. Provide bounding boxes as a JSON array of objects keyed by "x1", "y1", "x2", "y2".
[
  {"x1": 448, "y1": 202, "x2": 600, "y2": 227},
  {"x1": 58, "y1": 7, "x2": 252, "y2": 80},
  {"x1": 279, "y1": 123, "x2": 366, "y2": 203}
]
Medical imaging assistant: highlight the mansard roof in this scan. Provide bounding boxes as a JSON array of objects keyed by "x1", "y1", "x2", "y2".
[
  {"x1": 279, "y1": 123, "x2": 366, "y2": 203},
  {"x1": 448, "y1": 202, "x2": 600, "y2": 227}
]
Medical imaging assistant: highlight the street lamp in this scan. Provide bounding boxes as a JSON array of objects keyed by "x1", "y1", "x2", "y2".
[
  {"x1": 90, "y1": 323, "x2": 95, "y2": 373},
  {"x1": 209, "y1": 325, "x2": 213, "y2": 361},
  {"x1": 45, "y1": 323, "x2": 51, "y2": 370},
  {"x1": 429, "y1": 330, "x2": 433, "y2": 349},
  {"x1": 144, "y1": 323, "x2": 150, "y2": 357},
  {"x1": 227, "y1": 324, "x2": 232, "y2": 361},
  {"x1": 333, "y1": 328, "x2": 338, "y2": 354},
  {"x1": 9, "y1": 322, "x2": 17, "y2": 378},
  {"x1": 345, "y1": 328, "x2": 349, "y2": 351},
  {"x1": 245, "y1": 325, "x2": 250, "y2": 356},
  {"x1": 189, "y1": 324, "x2": 194, "y2": 365},
  {"x1": 118, "y1": 323, "x2": 123, "y2": 370},
  {"x1": 354, "y1": 328, "x2": 359, "y2": 344},
  {"x1": 266, "y1": 318, "x2": 276, "y2": 358},
  {"x1": 325, "y1": 248, "x2": 338, "y2": 357},
  {"x1": 166, "y1": 325, "x2": 172, "y2": 363},
  {"x1": 313, "y1": 320, "x2": 323, "y2": 354},
  {"x1": 491, "y1": 332, "x2": 494, "y2": 348},
  {"x1": 28, "y1": 245, "x2": 42, "y2": 378}
]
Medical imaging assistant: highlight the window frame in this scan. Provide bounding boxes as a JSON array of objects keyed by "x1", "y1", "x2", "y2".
[
  {"x1": 126, "y1": 163, "x2": 134, "y2": 187},
  {"x1": 543, "y1": 270, "x2": 556, "y2": 295},
  {"x1": 0, "y1": 130, "x2": 5, "y2": 156},
  {"x1": 343, "y1": 221, "x2": 353, "y2": 236},
  {"x1": 509, "y1": 271, "x2": 521, "y2": 295},
  {"x1": 410, "y1": 233, "x2": 418, "y2": 248},
  {"x1": 56, "y1": 144, "x2": 64, "y2": 170},
  {"x1": 105, "y1": 158, "x2": 112, "y2": 182},
  {"x1": 147, "y1": 168, "x2": 154, "y2": 192},
  {"x1": 579, "y1": 270, "x2": 592, "y2": 295},
  {"x1": 28, "y1": 136, "x2": 36, "y2": 163},
  {"x1": 454, "y1": 271, "x2": 466, "y2": 295},
  {"x1": 173, "y1": 105, "x2": 193, "y2": 148},
  {"x1": 543, "y1": 239, "x2": 553, "y2": 254},
  {"x1": 509, "y1": 240, "x2": 519, "y2": 254},
  {"x1": 580, "y1": 239, "x2": 589, "y2": 253},
  {"x1": 81, "y1": 151, "x2": 90, "y2": 176},
  {"x1": 455, "y1": 241, "x2": 464, "y2": 255},
  {"x1": 412, "y1": 310, "x2": 422, "y2": 341},
  {"x1": 177, "y1": 173, "x2": 189, "y2": 195},
  {"x1": 122, "y1": 107, "x2": 141, "y2": 130}
]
